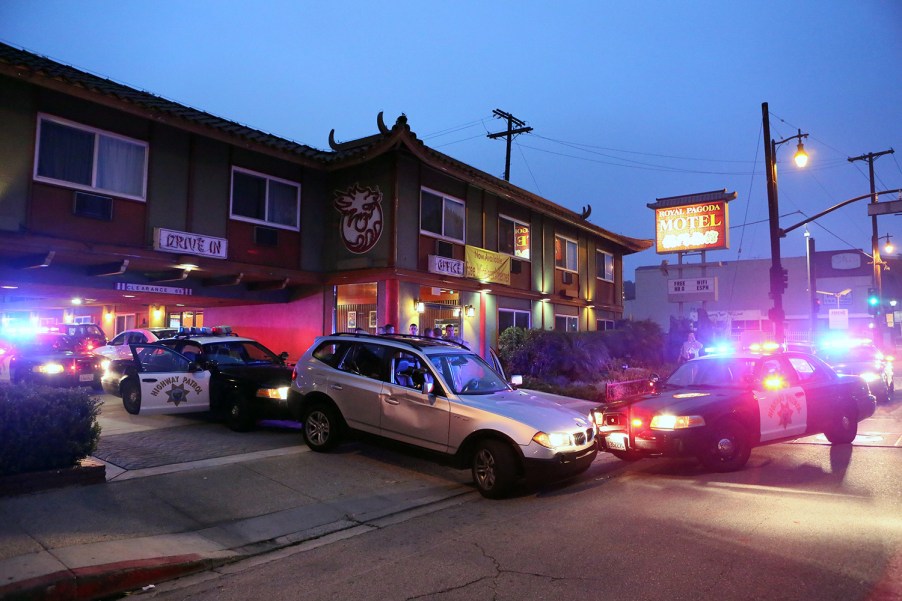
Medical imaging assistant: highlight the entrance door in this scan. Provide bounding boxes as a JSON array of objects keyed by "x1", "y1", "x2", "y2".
[{"x1": 128, "y1": 344, "x2": 212, "y2": 414}]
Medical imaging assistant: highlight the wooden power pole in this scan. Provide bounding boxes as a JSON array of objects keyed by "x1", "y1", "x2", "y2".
[{"x1": 487, "y1": 109, "x2": 532, "y2": 181}]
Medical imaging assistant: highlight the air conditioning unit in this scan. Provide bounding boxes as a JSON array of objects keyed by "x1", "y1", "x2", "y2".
[
  {"x1": 73, "y1": 192, "x2": 113, "y2": 221},
  {"x1": 562, "y1": 271, "x2": 574, "y2": 285},
  {"x1": 255, "y1": 226, "x2": 278, "y2": 246},
  {"x1": 436, "y1": 240, "x2": 454, "y2": 258}
]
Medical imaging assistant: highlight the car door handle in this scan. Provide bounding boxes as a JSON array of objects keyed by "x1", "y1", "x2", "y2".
[
  {"x1": 384, "y1": 397, "x2": 400, "y2": 405},
  {"x1": 330, "y1": 384, "x2": 343, "y2": 391},
  {"x1": 142, "y1": 378, "x2": 158, "y2": 383}
]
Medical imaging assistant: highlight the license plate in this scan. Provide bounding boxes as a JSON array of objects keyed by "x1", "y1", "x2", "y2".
[
  {"x1": 606, "y1": 433, "x2": 627, "y2": 451},
  {"x1": 79, "y1": 374, "x2": 94, "y2": 382}
]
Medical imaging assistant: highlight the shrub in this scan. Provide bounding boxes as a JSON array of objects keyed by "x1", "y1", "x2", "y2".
[{"x1": 0, "y1": 384, "x2": 101, "y2": 476}]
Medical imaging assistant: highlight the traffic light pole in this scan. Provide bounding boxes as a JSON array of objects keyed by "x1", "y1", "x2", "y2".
[{"x1": 763, "y1": 103, "x2": 786, "y2": 343}]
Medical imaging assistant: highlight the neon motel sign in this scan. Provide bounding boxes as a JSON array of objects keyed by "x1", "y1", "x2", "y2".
[{"x1": 654, "y1": 200, "x2": 729, "y2": 254}]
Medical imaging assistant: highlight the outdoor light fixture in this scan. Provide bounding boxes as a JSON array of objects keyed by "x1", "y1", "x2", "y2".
[
  {"x1": 71, "y1": 297, "x2": 83, "y2": 305},
  {"x1": 793, "y1": 130, "x2": 809, "y2": 168},
  {"x1": 175, "y1": 256, "x2": 199, "y2": 271},
  {"x1": 881, "y1": 233, "x2": 894, "y2": 255},
  {"x1": 414, "y1": 300, "x2": 425, "y2": 313},
  {"x1": 465, "y1": 305, "x2": 475, "y2": 318}
]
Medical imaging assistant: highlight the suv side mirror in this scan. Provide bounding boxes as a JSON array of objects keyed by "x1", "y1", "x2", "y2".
[{"x1": 510, "y1": 374, "x2": 523, "y2": 387}]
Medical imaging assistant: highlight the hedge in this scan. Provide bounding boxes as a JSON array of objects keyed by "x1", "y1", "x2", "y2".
[{"x1": 0, "y1": 384, "x2": 101, "y2": 477}]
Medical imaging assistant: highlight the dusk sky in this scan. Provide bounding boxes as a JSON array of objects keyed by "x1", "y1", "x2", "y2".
[{"x1": 2, "y1": 1, "x2": 900, "y2": 281}]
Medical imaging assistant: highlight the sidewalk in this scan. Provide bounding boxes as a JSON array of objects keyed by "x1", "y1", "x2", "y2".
[{"x1": 0, "y1": 439, "x2": 475, "y2": 601}]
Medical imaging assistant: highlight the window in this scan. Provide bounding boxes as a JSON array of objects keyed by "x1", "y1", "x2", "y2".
[
  {"x1": 498, "y1": 309, "x2": 531, "y2": 333},
  {"x1": 554, "y1": 236, "x2": 577, "y2": 271},
  {"x1": 35, "y1": 114, "x2": 148, "y2": 201},
  {"x1": 231, "y1": 167, "x2": 300, "y2": 230},
  {"x1": 499, "y1": 216, "x2": 530, "y2": 259},
  {"x1": 554, "y1": 315, "x2": 578, "y2": 332},
  {"x1": 420, "y1": 188, "x2": 465, "y2": 242},
  {"x1": 596, "y1": 251, "x2": 614, "y2": 282},
  {"x1": 597, "y1": 319, "x2": 615, "y2": 331}
]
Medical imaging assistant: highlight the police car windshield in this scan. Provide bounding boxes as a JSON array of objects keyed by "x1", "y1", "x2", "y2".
[
  {"x1": 665, "y1": 357, "x2": 758, "y2": 389},
  {"x1": 428, "y1": 352, "x2": 509, "y2": 395},
  {"x1": 204, "y1": 341, "x2": 280, "y2": 366}
]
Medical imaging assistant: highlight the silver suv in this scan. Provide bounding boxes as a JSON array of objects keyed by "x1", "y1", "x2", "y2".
[{"x1": 289, "y1": 333, "x2": 598, "y2": 498}]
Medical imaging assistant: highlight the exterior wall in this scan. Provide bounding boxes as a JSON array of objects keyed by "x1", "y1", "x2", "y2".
[
  {"x1": 625, "y1": 250, "x2": 878, "y2": 342},
  {"x1": 203, "y1": 292, "x2": 324, "y2": 361},
  {"x1": 0, "y1": 77, "x2": 33, "y2": 231}
]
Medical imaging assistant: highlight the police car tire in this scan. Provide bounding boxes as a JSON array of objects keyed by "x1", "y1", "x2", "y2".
[
  {"x1": 225, "y1": 392, "x2": 255, "y2": 432},
  {"x1": 824, "y1": 403, "x2": 857, "y2": 445},
  {"x1": 302, "y1": 402, "x2": 342, "y2": 452},
  {"x1": 122, "y1": 380, "x2": 141, "y2": 415},
  {"x1": 471, "y1": 439, "x2": 517, "y2": 499},
  {"x1": 699, "y1": 418, "x2": 751, "y2": 472}
]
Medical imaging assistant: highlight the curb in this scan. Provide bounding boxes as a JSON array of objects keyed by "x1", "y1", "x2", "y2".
[
  {"x1": 0, "y1": 555, "x2": 226, "y2": 601},
  {"x1": 0, "y1": 459, "x2": 106, "y2": 497}
]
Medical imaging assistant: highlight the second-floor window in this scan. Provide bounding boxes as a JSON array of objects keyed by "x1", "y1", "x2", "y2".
[
  {"x1": 420, "y1": 188, "x2": 464, "y2": 242},
  {"x1": 230, "y1": 167, "x2": 300, "y2": 230},
  {"x1": 554, "y1": 235, "x2": 577, "y2": 271},
  {"x1": 597, "y1": 250, "x2": 614, "y2": 282},
  {"x1": 34, "y1": 114, "x2": 148, "y2": 201},
  {"x1": 499, "y1": 216, "x2": 530, "y2": 259}
]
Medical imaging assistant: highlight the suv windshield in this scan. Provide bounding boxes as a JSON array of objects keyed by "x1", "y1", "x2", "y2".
[{"x1": 428, "y1": 352, "x2": 509, "y2": 395}]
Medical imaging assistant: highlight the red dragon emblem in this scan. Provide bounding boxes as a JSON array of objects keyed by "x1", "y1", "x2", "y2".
[{"x1": 334, "y1": 183, "x2": 384, "y2": 254}]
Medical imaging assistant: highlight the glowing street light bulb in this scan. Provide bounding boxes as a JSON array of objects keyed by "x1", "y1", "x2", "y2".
[{"x1": 793, "y1": 141, "x2": 809, "y2": 168}]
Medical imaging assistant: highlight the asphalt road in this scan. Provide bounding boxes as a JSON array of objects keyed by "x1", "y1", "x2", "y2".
[{"x1": 98, "y1": 396, "x2": 901, "y2": 601}]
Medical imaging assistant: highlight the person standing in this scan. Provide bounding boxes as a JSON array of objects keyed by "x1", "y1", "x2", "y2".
[
  {"x1": 680, "y1": 332, "x2": 703, "y2": 362},
  {"x1": 409, "y1": 323, "x2": 418, "y2": 336}
]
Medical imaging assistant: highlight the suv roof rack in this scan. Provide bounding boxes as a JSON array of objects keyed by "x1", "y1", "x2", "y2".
[{"x1": 329, "y1": 332, "x2": 468, "y2": 351}]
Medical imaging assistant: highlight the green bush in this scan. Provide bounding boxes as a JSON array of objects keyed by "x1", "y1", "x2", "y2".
[{"x1": 0, "y1": 384, "x2": 101, "y2": 476}]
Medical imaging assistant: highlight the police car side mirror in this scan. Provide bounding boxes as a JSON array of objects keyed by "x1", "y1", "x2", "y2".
[
  {"x1": 188, "y1": 361, "x2": 201, "y2": 372},
  {"x1": 510, "y1": 374, "x2": 523, "y2": 388}
]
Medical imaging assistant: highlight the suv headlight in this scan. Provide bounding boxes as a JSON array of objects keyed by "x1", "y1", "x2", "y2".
[
  {"x1": 649, "y1": 414, "x2": 706, "y2": 430},
  {"x1": 256, "y1": 386, "x2": 289, "y2": 400},
  {"x1": 533, "y1": 431, "x2": 573, "y2": 449},
  {"x1": 859, "y1": 371, "x2": 879, "y2": 383}
]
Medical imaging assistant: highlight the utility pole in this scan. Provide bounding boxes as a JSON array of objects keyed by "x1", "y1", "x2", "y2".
[
  {"x1": 849, "y1": 148, "x2": 895, "y2": 344},
  {"x1": 487, "y1": 109, "x2": 532, "y2": 181}
]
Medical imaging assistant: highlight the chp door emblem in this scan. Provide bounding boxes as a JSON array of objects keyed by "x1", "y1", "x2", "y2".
[
  {"x1": 165, "y1": 383, "x2": 188, "y2": 406},
  {"x1": 334, "y1": 183, "x2": 384, "y2": 254}
]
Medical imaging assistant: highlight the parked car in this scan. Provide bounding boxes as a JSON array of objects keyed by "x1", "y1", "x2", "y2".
[
  {"x1": 288, "y1": 332, "x2": 598, "y2": 498},
  {"x1": 0, "y1": 332, "x2": 104, "y2": 388},
  {"x1": 101, "y1": 326, "x2": 293, "y2": 431},
  {"x1": 55, "y1": 323, "x2": 108, "y2": 353},
  {"x1": 596, "y1": 350, "x2": 875, "y2": 471},
  {"x1": 94, "y1": 327, "x2": 178, "y2": 360},
  {"x1": 814, "y1": 340, "x2": 894, "y2": 404}
]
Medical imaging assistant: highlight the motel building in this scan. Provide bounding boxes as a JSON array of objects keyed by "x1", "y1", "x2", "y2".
[
  {"x1": 0, "y1": 42, "x2": 651, "y2": 360},
  {"x1": 625, "y1": 190, "x2": 902, "y2": 350}
]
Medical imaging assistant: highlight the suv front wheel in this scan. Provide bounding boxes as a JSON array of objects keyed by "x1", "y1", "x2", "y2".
[
  {"x1": 302, "y1": 402, "x2": 343, "y2": 452},
  {"x1": 471, "y1": 439, "x2": 518, "y2": 499}
]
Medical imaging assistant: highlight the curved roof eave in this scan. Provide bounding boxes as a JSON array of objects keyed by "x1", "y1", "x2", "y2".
[{"x1": 326, "y1": 117, "x2": 653, "y2": 255}]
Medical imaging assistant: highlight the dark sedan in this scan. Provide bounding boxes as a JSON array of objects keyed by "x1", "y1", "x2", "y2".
[
  {"x1": 1, "y1": 333, "x2": 104, "y2": 388},
  {"x1": 595, "y1": 351, "x2": 876, "y2": 471}
]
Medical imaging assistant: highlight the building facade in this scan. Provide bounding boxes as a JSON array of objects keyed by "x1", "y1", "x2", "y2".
[
  {"x1": 625, "y1": 248, "x2": 902, "y2": 347},
  {"x1": 0, "y1": 43, "x2": 651, "y2": 359}
]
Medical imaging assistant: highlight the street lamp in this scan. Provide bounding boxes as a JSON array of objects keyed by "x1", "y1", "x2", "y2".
[{"x1": 763, "y1": 102, "x2": 809, "y2": 344}]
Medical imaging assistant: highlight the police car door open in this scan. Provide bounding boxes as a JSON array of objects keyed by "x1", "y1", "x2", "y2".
[
  {"x1": 131, "y1": 344, "x2": 212, "y2": 414},
  {"x1": 755, "y1": 358, "x2": 807, "y2": 442}
]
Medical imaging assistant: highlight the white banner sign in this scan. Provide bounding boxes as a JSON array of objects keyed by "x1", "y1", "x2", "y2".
[
  {"x1": 828, "y1": 308, "x2": 849, "y2": 330},
  {"x1": 427, "y1": 255, "x2": 464, "y2": 277},
  {"x1": 154, "y1": 227, "x2": 228, "y2": 259}
]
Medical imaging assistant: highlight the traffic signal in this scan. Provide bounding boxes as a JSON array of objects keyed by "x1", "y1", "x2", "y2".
[{"x1": 867, "y1": 288, "x2": 880, "y2": 315}]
